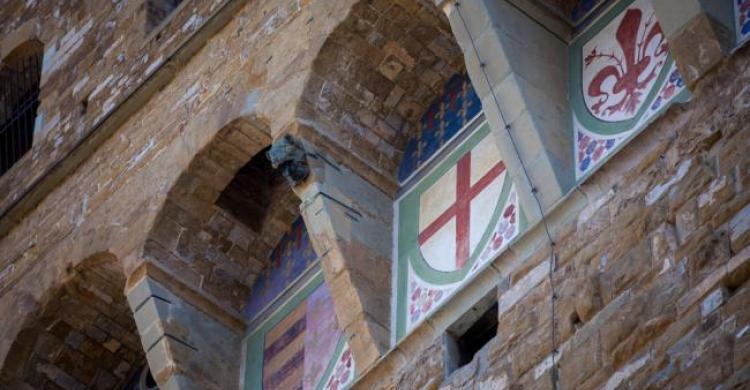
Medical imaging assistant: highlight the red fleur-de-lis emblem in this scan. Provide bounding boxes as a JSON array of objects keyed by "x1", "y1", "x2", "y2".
[{"x1": 583, "y1": 5, "x2": 669, "y2": 121}]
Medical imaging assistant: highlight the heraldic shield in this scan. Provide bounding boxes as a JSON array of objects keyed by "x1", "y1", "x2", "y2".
[
  {"x1": 395, "y1": 121, "x2": 522, "y2": 338},
  {"x1": 415, "y1": 133, "x2": 506, "y2": 273}
]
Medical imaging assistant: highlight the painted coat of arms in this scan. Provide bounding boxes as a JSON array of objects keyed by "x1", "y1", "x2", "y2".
[
  {"x1": 245, "y1": 273, "x2": 355, "y2": 390},
  {"x1": 570, "y1": 0, "x2": 688, "y2": 179},
  {"x1": 394, "y1": 122, "x2": 523, "y2": 340}
]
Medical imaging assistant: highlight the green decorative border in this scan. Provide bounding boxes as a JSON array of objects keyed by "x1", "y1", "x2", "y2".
[
  {"x1": 569, "y1": 0, "x2": 675, "y2": 136},
  {"x1": 395, "y1": 122, "x2": 526, "y2": 340},
  {"x1": 244, "y1": 270, "x2": 347, "y2": 390},
  {"x1": 314, "y1": 337, "x2": 349, "y2": 390},
  {"x1": 396, "y1": 122, "x2": 512, "y2": 284}
]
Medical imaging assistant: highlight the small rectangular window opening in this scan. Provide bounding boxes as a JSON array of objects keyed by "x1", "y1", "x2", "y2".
[{"x1": 444, "y1": 294, "x2": 498, "y2": 376}]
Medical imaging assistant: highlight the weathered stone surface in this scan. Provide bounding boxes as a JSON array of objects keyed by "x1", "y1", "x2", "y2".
[
  {"x1": 0, "y1": 1, "x2": 748, "y2": 389},
  {"x1": 126, "y1": 275, "x2": 241, "y2": 390},
  {"x1": 0, "y1": 254, "x2": 144, "y2": 389},
  {"x1": 295, "y1": 148, "x2": 394, "y2": 374},
  {"x1": 360, "y1": 40, "x2": 750, "y2": 390},
  {"x1": 653, "y1": 0, "x2": 734, "y2": 86}
]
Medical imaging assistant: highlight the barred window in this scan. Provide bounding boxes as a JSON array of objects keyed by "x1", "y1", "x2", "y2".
[{"x1": 0, "y1": 40, "x2": 42, "y2": 176}]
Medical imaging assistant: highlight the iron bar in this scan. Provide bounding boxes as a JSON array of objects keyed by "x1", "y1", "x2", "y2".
[{"x1": 0, "y1": 51, "x2": 41, "y2": 176}]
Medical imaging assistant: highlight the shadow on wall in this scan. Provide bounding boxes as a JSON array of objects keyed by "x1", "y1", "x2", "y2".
[{"x1": 0, "y1": 252, "x2": 148, "y2": 389}]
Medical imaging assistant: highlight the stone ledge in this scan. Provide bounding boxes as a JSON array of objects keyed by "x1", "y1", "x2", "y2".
[
  {"x1": 126, "y1": 261, "x2": 246, "y2": 334},
  {"x1": 676, "y1": 245, "x2": 750, "y2": 315}
]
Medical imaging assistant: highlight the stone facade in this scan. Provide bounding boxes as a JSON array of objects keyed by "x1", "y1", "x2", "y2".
[
  {"x1": 0, "y1": 0, "x2": 747, "y2": 389},
  {"x1": 359, "y1": 45, "x2": 750, "y2": 389},
  {"x1": 0, "y1": 254, "x2": 145, "y2": 389}
]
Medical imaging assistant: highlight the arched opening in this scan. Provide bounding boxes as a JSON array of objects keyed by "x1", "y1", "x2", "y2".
[
  {"x1": 0, "y1": 253, "x2": 147, "y2": 389},
  {"x1": 288, "y1": 0, "x2": 493, "y2": 374},
  {"x1": 0, "y1": 39, "x2": 43, "y2": 176},
  {"x1": 143, "y1": 117, "x2": 301, "y2": 313},
  {"x1": 296, "y1": 0, "x2": 470, "y2": 194},
  {"x1": 215, "y1": 146, "x2": 289, "y2": 235}
]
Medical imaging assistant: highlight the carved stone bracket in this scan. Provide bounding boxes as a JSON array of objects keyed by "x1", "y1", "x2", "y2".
[{"x1": 266, "y1": 134, "x2": 310, "y2": 186}]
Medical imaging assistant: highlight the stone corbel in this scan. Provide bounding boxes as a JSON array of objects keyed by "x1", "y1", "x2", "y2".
[{"x1": 266, "y1": 134, "x2": 310, "y2": 186}]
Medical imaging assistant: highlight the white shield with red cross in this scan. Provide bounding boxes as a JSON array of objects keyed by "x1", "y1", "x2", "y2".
[{"x1": 417, "y1": 139, "x2": 506, "y2": 273}]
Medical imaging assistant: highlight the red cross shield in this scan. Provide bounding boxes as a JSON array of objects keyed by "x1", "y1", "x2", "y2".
[{"x1": 417, "y1": 140, "x2": 506, "y2": 272}]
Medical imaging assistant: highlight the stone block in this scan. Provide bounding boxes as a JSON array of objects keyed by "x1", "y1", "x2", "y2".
[
  {"x1": 395, "y1": 340, "x2": 443, "y2": 390},
  {"x1": 599, "y1": 295, "x2": 645, "y2": 356},
  {"x1": 612, "y1": 314, "x2": 673, "y2": 369},
  {"x1": 642, "y1": 262, "x2": 688, "y2": 321},
  {"x1": 499, "y1": 259, "x2": 549, "y2": 317},
  {"x1": 697, "y1": 176, "x2": 733, "y2": 222},
  {"x1": 675, "y1": 199, "x2": 699, "y2": 243},
  {"x1": 598, "y1": 241, "x2": 651, "y2": 303},
  {"x1": 730, "y1": 203, "x2": 750, "y2": 254},
  {"x1": 346, "y1": 314, "x2": 390, "y2": 374},
  {"x1": 653, "y1": 0, "x2": 735, "y2": 85},
  {"x1": 700, "y1": 287, "x2": 727, "y2": 318},
  {"x1": 726, "y1": 288, "x2": 750, "y2": 370},
  {"x1": 603, "y1": 351, "x2": 652, "y2": 390},
  {"x1": 651, "y1": 223, "x2": 678, "y2": 274},
  {"x1": 686, "y1": 231, "x2": 732, "y2": 288},
  {"x1": 664, "y1": 13, "x2": 727, "y2": 86},
  {"x1": 150, "y1": 218, "x2": 183, "y2": 253},
  {"x1": 129, "y1": 276, "x2": 240, "y2": 389},
  {"x1": 558, "y1": 333, "x2": 600, "y2": 389}
]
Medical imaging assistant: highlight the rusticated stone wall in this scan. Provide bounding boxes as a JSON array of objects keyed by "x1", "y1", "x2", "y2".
[
  {"x1": 0, "y1": 254, "x2": 145, "y2": 389},
  {"x1": 0, "y1": 0, "x2": 220, "y2": 213},
  {"x1": 0, "y1": 0, "x2": 748, "y2": 388},
  {"x1": 358, "y1": 41, "x2": 750, "y2": 390},
  {"x1": 0, "y1": 0, "x2": 356, "y2": 360},
  {"x1": 297, "y1": 0, "x2": 466, "y2": 194}
]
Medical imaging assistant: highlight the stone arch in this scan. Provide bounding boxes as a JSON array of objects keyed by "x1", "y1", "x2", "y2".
[
  {"x1": 0, "y1": 252, "x2": 148, "y2": 389},
  {"x1": 287, "y1": 0, "x2": 474, "y2": 374},
  {"x1": 295, "y1": 0, "x2": 468, "y2": 195},
  {"x1": 1, "y1": 39, "x2": 43, "y2": 65},
  {"x1": 1, "y1": 38, "x2": 44, "y2": 176},
  {"x1": 0, "y1": 18, "x2": 43, "y2": 62},
  {"x1": 132, "y1": 114, "x2": 312, "y2": 388},
  {"x1": 140, "y1": 114, "x2": 303, "y2": 312}
]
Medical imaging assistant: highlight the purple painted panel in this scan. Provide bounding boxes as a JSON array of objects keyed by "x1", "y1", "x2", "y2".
[
  {"x1": 303, "y1": 284, "x2": 342, "y2": 390},
  {"x1": 244, "y1": 217, "x2": 318, "y2": 320}
]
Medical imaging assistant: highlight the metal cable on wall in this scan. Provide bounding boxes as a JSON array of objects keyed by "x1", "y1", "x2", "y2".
[{"x1": 453, "y1": 2, "x2": 560, "y2": 389}]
